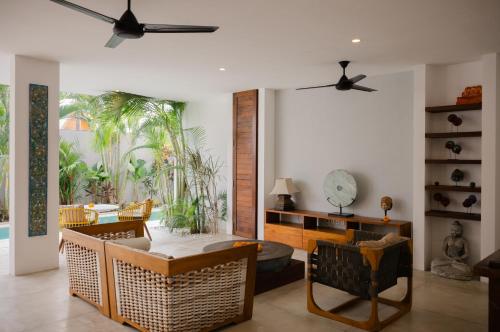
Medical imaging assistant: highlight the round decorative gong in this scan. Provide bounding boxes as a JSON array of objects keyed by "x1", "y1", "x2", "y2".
[{"x1": 323, "y1": 169, "x2": 357, "y2": 217}]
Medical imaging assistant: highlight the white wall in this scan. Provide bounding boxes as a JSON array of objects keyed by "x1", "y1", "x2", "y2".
[
  {"x1": 9, "y1": 55, "x2": 59, "y2": 275},
  {"x1": 257, "y1": 89, "x2": 275, "y2": 240},
  {"x1": 274, "y1": 71, "x2": 414, "y2": 220},
  {"x1": 413, "y1": 65, "x2": 430, "y2": 270},
  {"x1": 184, "y1": 94, "x2": 233, "y2": 233},
  {"x1": 481, "y1": 53, "x2": 500, "y2": 260}
]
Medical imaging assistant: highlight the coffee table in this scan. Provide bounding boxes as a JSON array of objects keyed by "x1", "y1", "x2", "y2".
[{"x1": 203, "y1": 240, "x2": 305, "y2": 294}]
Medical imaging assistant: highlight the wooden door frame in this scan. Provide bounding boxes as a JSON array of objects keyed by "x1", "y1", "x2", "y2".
[{"x1": 232, "y1": 89, "x2": 258, "y2": 238}]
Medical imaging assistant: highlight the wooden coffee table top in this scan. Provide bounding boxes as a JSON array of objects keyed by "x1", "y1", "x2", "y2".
[{"x1": 203, "y1": 240, "x2": 293, "y2": 262}]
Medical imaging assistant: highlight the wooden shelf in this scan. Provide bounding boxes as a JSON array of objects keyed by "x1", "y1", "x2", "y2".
[
  {"x1": 425, "y1": 210, "x2": 481, "y2": 221},
  {"x1": 425, "y1": 185, "x2": 481, "y2": 193},
  {"x1": 425, "y1": 103, "x2": 482, "y2": 113},
  {"x1": 425, "y1": 131, "x2": 482, "y2": 138},
  {"x1": 425, "y1": 159, "x2": 481, "y2": 165}
]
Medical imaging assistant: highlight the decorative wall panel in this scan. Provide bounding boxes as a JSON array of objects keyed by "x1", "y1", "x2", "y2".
[{"x1": 28, "y1": 84, "x2": 48, "y2": 237}]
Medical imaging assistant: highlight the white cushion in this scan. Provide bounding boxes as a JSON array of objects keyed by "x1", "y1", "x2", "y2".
[{"x1": 110, "y1": 237, "x2": 151, "y2": 251}]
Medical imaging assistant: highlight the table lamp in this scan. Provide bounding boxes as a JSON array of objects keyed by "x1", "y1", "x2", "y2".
[{"x1": 270, "y1": 178, "x2": 299, "y2": 211}]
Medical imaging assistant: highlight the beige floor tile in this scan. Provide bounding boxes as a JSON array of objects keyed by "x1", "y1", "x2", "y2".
[{"x1": 0, "y1": 226, "x2": 489, "y2": 332}]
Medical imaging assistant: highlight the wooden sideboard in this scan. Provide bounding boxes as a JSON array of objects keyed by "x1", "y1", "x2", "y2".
[{"x1": 264, "y1": 209, "x2": 412, "y2": 250}]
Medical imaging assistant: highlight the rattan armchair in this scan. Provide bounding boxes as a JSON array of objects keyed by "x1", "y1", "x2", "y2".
[
  {"x1": 117, "y1": 199, "x2": 153, "y2": 240},
  {"x1": 61, "y1": 220, "x2": 145, "y2": 317},
  {"x1": 307, "y1": 230, "x2": 412, "y2": 332},
  {"x1": 105, "y1": 241, "x2": 258, "y2": 332}
]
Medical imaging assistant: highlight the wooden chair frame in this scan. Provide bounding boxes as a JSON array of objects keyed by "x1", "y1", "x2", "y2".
[
  {"x1": 307, "y1": 231, "x2": 413, "y2": 332},
  {"x1": 61, "y1": 221, "x2": 145, "y2": 317},
  {"x1": 105, "y1": 242, "x2": 258, "y2": 331},
  {"x1": 117, "y1": 199, "x2": 153, "y2": 240}
]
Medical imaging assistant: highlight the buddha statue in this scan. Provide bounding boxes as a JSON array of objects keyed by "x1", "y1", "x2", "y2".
[{"x1": 431, "y1": 221, "x2": 472, "y2": 281}]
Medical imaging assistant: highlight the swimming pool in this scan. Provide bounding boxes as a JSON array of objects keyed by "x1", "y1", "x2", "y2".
[
  {"x1": 0, "y1": 209, "x2": 164, "y2": 240},
  {"x1": 0, "y1": 227, "x2": 8, "y2": 241}
]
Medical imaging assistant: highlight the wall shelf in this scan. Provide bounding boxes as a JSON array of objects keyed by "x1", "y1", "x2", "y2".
[
  {"x1": 425, "y1": 131, "x2": 482, "y2": 138},
  {"x1": 425, "y1": 210, "x2": 481, "y2": 221},
  {"x1": 425, "y1": 103, "x2": 482, "y2": 113},
  {"x1": 425, "y1": 159, "x2": 481, "y2": 164},
  {"x1": 425, "y1": 185, "x2": 481, "y2": 193}
]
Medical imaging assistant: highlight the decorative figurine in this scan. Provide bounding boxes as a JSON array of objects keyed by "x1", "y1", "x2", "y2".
[
  {"x1": 447, "y1": 114, "x2": 463, "y2": 127},
  {"x1": 434, "y1": 181, "x2": 440, "y2": 186},
  {"x1": 451, "y1": 169, "x2": 465, "y2": 185},
  {"x1": 431, "y1": 221, "x2": 473, "y2": 281},
  {"x1": 462, "y1": 195, "x2": 478, "y2": 213},
  {"x1": 380, "y1": 196, "x2": 393, "y2": 222},
  {"x1": 445, "y1": 141, "x2": 462, "y2": 158},
  {"x1": 433, "y1": 193, "x2": 450, "y2": 207},
  {"x1": 470, "y1": 182, "x2": 476, "y2": 188},
  {"x1": 451, "y1": 143, "x2": 462, "y2": 155},
  {"x1": 456, "y1": 85, "x2": 482, "y2": 105}
]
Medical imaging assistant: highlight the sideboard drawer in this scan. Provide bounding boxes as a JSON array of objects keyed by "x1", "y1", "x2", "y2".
[{"x1": 264, "y1": 223, "x2": 303, "y2": 249}]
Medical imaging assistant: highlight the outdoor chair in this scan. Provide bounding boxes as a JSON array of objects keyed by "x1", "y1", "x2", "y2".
[
  {"x1": 58, "y1": 205, "x2": 99, "y2": 252},
  {"x1": 307, "y1": 229, "x2": 412, "y2": 332},
  {"x1": 117, "y1": 198, "x2": 153, "y2": 240},
  {"x1": 59, "y1": 205, "x2": 99, "y2": 228}
]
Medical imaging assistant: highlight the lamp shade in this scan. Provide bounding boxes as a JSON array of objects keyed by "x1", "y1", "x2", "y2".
[{"x1": 269, "y1": 178, "x2": 299, "y2": 195}]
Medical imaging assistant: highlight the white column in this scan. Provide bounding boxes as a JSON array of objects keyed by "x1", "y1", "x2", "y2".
[
  {"x1": 257, "y1": 89, "x2": 275, "y2": 240},
  {"x1": 412, "y1": 65, "x2": 431, "y2": 270},
  {"x1": 481, "y1": 53, "x2": 500, "y2": 259},
  {"x1": 9, "y1": 55, "x2": 60, "y2": 275}
]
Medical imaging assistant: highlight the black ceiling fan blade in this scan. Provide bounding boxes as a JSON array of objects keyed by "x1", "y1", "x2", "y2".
[
  {"x1": 105, "y1": 34, "x2": 125, "y2": 48},
  {"x1": 296, "y1": 84, "x2": 336, "y2": 90},
  {"x1": 143, "y1": 24, "x2": 219, "y2": 33},
  {"x1": 349, "y1": 74, "x2": 366, "y2": 84},
  {"x1": 50, "y1": 0, "x2": 116, "y2": 24},
  {"x1": 351, "y1": 84, "x2": 377, "y2": 92}
]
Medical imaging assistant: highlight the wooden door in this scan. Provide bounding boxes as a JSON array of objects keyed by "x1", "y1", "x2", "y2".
[{"x1": 233, "y1": 90, "x2": 258, "y2": 238}]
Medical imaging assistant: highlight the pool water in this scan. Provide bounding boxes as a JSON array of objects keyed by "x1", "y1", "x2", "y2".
[
  {"x1": 0, "y1": 227, "x2": 8, "y2": 240},
  {"x1": 0, "y1": 209, "x2": 164, "y2": 240}
]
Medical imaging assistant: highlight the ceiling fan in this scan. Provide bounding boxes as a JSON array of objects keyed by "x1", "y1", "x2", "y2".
[
  {"x1": 297, "y1": 61, "x2": 377, "y2": 92},
  {"x1": 49, "y1": 0, "x2": 219, "y2": 48}
]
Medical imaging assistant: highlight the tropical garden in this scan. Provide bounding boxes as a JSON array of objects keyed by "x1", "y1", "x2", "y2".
[{"x1": 0, "y1": 87, "x2": 227, "y2": 234}]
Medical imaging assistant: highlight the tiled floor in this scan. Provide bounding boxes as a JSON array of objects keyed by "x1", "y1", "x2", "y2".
[{"x1": 0, "y1": 225, "x2": 489, "y2": 332}]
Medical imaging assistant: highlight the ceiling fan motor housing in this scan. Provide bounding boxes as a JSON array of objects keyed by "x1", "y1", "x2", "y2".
[{"x1": 113, "y1": 10, "x2": 144, "y2": 39}]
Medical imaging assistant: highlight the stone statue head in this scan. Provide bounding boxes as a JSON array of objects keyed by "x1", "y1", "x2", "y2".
[
  {"x1": 380, "y1": 196, "x2": 393, "y2": 211},
  {"x1": 450, "y1": 220, "x2": 463, "y2": 238}
]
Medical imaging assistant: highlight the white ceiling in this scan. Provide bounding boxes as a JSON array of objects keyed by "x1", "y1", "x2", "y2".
[{"x1": 0, "y1": 0, "x2": 499, "y2": 100}]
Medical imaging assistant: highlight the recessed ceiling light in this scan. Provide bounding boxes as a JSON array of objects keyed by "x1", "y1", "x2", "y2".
[
  {"x1": 352, "y1": 38, "x2": 361, "y2": 44},
  {"x1": 219, "y1": 67, "x2": 226, "y2": 71}
]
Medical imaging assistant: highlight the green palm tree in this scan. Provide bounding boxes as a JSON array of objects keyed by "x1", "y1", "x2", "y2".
[
  {"x1": 59, "y1": 140, "x2": 87, "y2": 205},
  {"x1": 60, "y1": 92, "x2": 138, "y2": 203},
  {"x1": 127, "y1": 156, "x2": 147, "y2": 201}
]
